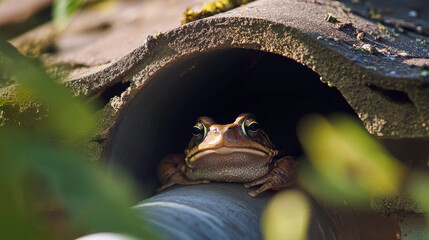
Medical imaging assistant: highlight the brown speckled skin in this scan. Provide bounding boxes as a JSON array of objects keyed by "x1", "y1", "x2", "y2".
[{"x1": 157, "y1": 113, "x2": 298, "y2": 197}]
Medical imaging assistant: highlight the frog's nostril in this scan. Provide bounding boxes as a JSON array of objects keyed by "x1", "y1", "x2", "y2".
[{"x1": 227, "y1": 126, "x2": 236, "y2": 132}]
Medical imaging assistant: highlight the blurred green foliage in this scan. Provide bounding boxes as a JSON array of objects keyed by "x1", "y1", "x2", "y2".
[
  {"x1": 409, "y1": 172, "x2": 429, "y2": 212},
  {"x1": 0, "y1": 38, "x2": 154, "y2": 239},
  {"x1": 52, "y1": 0, "x2": 114, "y2": 31},
  {"x1": 297, "y1": 114, "x2": 406, "y2": 206},
  {"x1": 408, "y1": 172, "x2": 429, "y2": 238},
  {"x1": 262, "y1": 190, "x2": 310, "y2": 240},
  {"x1": 53, "y1": 0, "x2": 86, "y2": 30},
  {"x1": 263, "y1": 113, "x2": 428, "y2": 238}
]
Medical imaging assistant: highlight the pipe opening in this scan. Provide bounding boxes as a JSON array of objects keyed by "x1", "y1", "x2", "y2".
[{"x1": 106, "y1": 48, "x2": 356, "y2": 193}]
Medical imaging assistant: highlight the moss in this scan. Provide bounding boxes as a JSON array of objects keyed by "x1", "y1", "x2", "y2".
[
  {"x1": 377, "y1": 23, "x2": 398, "y2": 37},
  {"x1": 354, "y1": 45, "x2": 365, "y2": 53},
  {"x1": 0, "y1": 82, "x2": 107, "y2": 161},
  {"x1": 43, "y1": 103, "x2": 117, "y2": 162},
  {"x1": 368, "y1": 8, "x2": 382, "y2": 20},
  {"x1": 419, "y1": 39, "x2": 427, "y2": 46},
  {"x1": 371, "y1": 191, "x2": 422, "y2": 215},
  {"x1": 0, "y1": 87, "x2": 48, "y2": 128},
  {"x1": 325, "y1": 13, "x2": 338, "y2": 23},
  {"x1": 182, "y1": 0, "x2": 255, "y2": 24},
  {"x1": 414, "y1": 39, "x2": 427, "y2": 47}
]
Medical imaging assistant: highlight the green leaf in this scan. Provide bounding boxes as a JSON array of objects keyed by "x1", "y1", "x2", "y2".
[
  {"x1": 0, "y1": 37, "x2": 95, "y2": 138},
  {"x1": 53, "y1": 0, "x2": 85, "y2": 30},
  {"x1": 408, "y1": 172, "x2": 429, "y2": 238},
  {"x1": 0, "y1": 168, "x2": 46, "y2": 240},
  {"x1": 298, "y1": 160, "x2": 368, "y2": 206},
  {"x1": 409, "y1": 173, "x2": 429, "y2": 212},
  {"x1": 0, "y1": 99, "x2": 6, "y2": 106},
  {"x1": 297, "y1": 114, "x2": 406, "y2": 205},
  {"x1": 262, "y1": 190, "x2": 310, "y2": 240},
  {"x1": 0, "y1": 130, "x2": 155, "y2": 239},
  {"x1": 0, "y1": 36, "x2": 155, "y2": 239}
]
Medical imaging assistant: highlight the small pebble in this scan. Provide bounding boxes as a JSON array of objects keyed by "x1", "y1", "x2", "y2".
[
  {"x1": 399, "y1": 52, "x2": 409, "y2": 57},
  {"x1": 357, "y1": 32, "x2": 365, "y2": 41},
  {"x1": 408, "y1": 10, "x2": 418, "y2": 18},
  {"x1": 417, "y1": 26, "x2": 423, "y2": 32},
  {"x1": 362, "y1": 44, "x2": 371, "y2": 49},
  {"x1": 362, "y1": 44, "x2": 376, "y2": 54}
]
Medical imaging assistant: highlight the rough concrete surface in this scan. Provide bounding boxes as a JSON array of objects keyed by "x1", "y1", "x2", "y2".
[
  {"x1": 0, "y1": 0, "x2": 52, "y2": 26},
  {"x1": 11, "y1": 0, "x2": 209, "y2": 74},
  {"x1": 84, "y1": 0, "x2": 429, "y2": 144},
  {"x1": 7, "y1": 0, "x2": 429, "y2": 140}
]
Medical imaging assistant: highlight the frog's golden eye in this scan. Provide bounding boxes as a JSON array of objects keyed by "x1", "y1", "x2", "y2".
[
  {"x1": 242, "y1": 117, "x2": 260, "y2": 139},
  {"x1": 192, "y1": 121, "x2": 207, "y2": 142}
]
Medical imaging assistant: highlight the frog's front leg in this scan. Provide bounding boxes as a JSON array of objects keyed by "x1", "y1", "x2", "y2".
[
  {"x1": 157, "y1": 154, "x2": 211, "y2": 192},
  {"x1": 244, "y1": 156, "x2": 298, "y2": 197}
]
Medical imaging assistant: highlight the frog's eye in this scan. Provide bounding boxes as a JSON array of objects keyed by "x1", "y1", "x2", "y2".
[
  {"x1": 242, "y1": 117, "x2": 260, "y2": 138},
  {"x1": 192, "y1": 121, "x2": 207, "y2": 142}
]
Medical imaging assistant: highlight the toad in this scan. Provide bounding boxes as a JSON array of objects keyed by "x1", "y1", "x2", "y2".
[{"x1": 157, "y1": 113, "x2": 298, "y2": 197}]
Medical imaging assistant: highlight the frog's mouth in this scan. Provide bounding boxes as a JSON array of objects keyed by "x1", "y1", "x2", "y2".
[{"x1": 187, "y1": 147, "x2": 270, "y2": 163}]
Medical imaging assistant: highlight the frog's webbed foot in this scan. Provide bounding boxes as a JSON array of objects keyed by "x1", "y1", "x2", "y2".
[
  {"x1": 157, "y1": 154, "x2": 210, "y2": 192},
  {"x1": 244, "y1": 156, "x2": 298, "y2": 197}
]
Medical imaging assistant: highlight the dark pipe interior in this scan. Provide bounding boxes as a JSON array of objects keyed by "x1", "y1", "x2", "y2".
[{"x1": 106, "y1": 48, "x2": 356, "y2": 194}]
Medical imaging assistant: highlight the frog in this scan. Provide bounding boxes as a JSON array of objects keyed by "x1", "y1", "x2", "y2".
[{"x1": 157, "y1": 113, "x2": 298, "y2": 197}]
